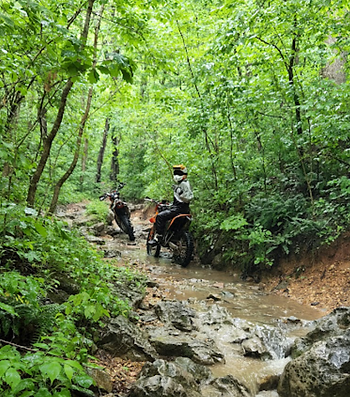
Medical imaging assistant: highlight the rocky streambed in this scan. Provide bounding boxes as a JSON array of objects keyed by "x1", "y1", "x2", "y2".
[{"x1": 59, "y1": 202, "x2": 350, "y2": 397}]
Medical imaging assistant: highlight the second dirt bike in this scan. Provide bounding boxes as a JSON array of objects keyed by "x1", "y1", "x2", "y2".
[
  {"x1": 99, "y1": 182, "x2": 135, "y2": 241},
  {"x1": 146, "y1": 198, "x2": 194, "y2": 267}
]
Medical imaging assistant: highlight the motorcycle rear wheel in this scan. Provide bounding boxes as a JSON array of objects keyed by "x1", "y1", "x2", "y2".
[
  {"x1": 146, "y1": 228, "x2": 161, "y2": 257},
  {"x1": 116, "y1": 214, "x2": 135, "y2": 241},
  {"x1": 172, "y1": 231, "x2": 193, "y2": 267}
]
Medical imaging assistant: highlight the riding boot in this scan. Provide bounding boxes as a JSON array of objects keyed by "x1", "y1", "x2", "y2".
[{"x1": 148, "y1": 233, "x2": 163, "y2": 246}]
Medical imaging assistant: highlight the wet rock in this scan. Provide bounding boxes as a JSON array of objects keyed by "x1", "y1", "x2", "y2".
[
  {"x1": 72, "y1": 215, "x2": 95, "y2": 227},
  {"x1": 127, "y1": 359, "x2": 202, "y2": 397},
  {"x1": 138, "y1": 312, "x2": 159, "y2": 323},
  {"x1": 110, "y1": 279, "x2": 146, "y2": 309},
  {"x1": 90, "y1": 222, "x2": 106, "y2": 235},
  {"x1": 285, "y1": 316, "x2": 301, "y2": 324},
  {"x1": 242, "y1": 336, "x2": 271, "y2": 359},
  {"x1": 106, "y1": 225, "x2": 118, "y2": 236},
  {"x1": 148, "y1": 326, "x2": 224, "y2": 365},
  {"x1": 291, "y1": 306, "x2": 350, "y2": 358},
  {"x1": 258, "y1": 374, "x2": 280, "y2": 391},
  {"x1": 278, "y1": 330, "x2": 350, "y2": 397},
  {"x1": 173, "y1": 357, "x2": 212, "y2": 382},
  {"x1": 221, "y1": 290, "x2": 235, "y2": 299},
  {"x1": 85, "y1": 366, "x2": 113, "y2": 393},
  {"x1": 98, "y1": 315, "x2": 159, "y2": 362},
  {"x1": 146, "y1": 279, "x2": 159, "y2": 288},
  {"x1": 154, "y1": 300, "x2": 196, "y2": 331},
  {"x1": 84, "y1": 235, "x2": 106, "y2": 245},
  {"x1": 252, "y1": 324, "x2": 293, "y2": 360},
  {"x1": 107, "y1": 210, "x2": 114, "y2": 225},
  {"x1": 103, "y1": 248, "x2": 121, "y2": 258},
  {"x1": 201, "y1": 375, "x2": 252, "y2": 397},
  {"x1": 199, "y1": 304, "x2": 235, "y2": 326},
  {"x1": 206, "y1": 293, "x2": 222, "y2": 301}
]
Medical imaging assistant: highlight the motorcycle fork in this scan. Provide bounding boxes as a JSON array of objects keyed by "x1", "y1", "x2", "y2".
[{"x1": 163, "y1": 231, "x2": 175, "y2": 246}]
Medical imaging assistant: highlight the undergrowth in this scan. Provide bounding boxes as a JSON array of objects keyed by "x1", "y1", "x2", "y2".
[{"x1": 0, "y1": 202, "x2": 147, "y2": 396}]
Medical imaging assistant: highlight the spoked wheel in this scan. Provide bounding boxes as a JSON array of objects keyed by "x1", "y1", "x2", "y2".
[
  {"x1": 171, "y1": 231, "x2": 193, "y2": 267},
  {"x1": 146, "y1": 228, "x2": 161, "y2": 257},
  {"x1": 117, "y1": 215, "x2": 135, "y2": 241}
]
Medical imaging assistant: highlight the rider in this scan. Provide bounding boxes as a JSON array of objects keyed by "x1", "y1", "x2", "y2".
[{"x1": 149, "y1": 164, "x2": 194, "y2": 245}]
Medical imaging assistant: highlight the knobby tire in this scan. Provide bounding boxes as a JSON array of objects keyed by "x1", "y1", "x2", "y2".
[
  {"x1": 116, "y1": 214, "x2": 135, "y2": 241},
  {"x1": 172, "y1": 231, "x2": 193, "y2": 267}
]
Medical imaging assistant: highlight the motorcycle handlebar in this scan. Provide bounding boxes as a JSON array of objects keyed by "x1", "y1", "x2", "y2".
[{"x1": 144, "y1": 197, "x2": 169, "y2": 205}]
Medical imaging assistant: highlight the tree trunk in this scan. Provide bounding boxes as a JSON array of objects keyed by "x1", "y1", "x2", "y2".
[
  {"x1": 26, "y1": 0, "x2": 95, "y2": 207},
  {"x1": 2, "y1": 91, "x2": 23, "y2": 179},
  {"x1": 110, "y1": 129, "x2": 120, "y2": 183},
  {"x1": 26, "y1": 79, "x2": 74, "y2": 207},
  {"x1": 48, "y1": 4, "x2": 104, "y2": 214},
  {"x1": 96, "y1": 117, "x2": 110, "y2": 183},
  {"x1": 48, "y1": 88, "x2": 93, "y2": 214},
  {"x1": 80, "y1": 137, "x2": 89, "y2": 188}
]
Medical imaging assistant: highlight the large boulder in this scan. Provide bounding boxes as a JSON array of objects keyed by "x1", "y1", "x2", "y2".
[
  {"x1": 127, "y1": 359, "x2": 203, "y2": 397},
  {"x1": 291, "y1": 306, "x2": 350, "y2": 358},
  {"x1": 98, "y1": 316, "x2": 159, "y2": 361},
  {"x1": 201, "y1": 375, "x2": 252, "y2": 397},
  {"x1": 148, "y1": 326, "x2": 224, "y2": 365},
  {"x1": 128, "y1": 358, "x2": 252, "y2": 397},
  {"x1": 154, "y1": 300, "x2": 196, "y2": 332},
  {"x1": 278, "y1": 312, "x2": 350, "y2": 397}
]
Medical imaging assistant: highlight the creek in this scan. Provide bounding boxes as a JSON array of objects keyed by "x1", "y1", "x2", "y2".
[
  {"x1": 106, "y1": 226, "x2": 325, "y2": 397},
  {"x1": 70, "y1": 203, "x2": 328, "y2": 396}
]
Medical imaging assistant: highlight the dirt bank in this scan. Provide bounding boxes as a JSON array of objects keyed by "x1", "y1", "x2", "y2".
[{"x1": 260, "y1": 233, "x2": 350, "y2": 314}]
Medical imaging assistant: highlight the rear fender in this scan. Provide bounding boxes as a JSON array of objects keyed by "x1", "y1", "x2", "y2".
[{"x1": 168, "y1": 214, "x2": 192, "y2": 231}]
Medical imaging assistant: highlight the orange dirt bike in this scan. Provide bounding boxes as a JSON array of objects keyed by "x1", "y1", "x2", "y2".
[
  {"x1": 145, "y1": 198, "x2": 194, "y2": 267},
  {"x1": 99, "y1": 182, "x2": 135, "y2": 241}
]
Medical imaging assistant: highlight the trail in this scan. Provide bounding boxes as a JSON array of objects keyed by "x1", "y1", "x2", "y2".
[{"x1": 61, "y1": 202, "x2": 326, "y2": 396}]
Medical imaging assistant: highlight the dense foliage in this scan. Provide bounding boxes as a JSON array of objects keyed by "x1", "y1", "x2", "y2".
[
  {"x1": 1, "y1": 0, "x2": 349, "y2": 262},
  {"x1": 0, "y1": 204, "x2": 146, "y2": 395},
  {"x1": 0, "y1": 0, "x2": 350, "y2": 391},
  {"x1": 109, "y1": 0, "x2": 350, "y2": 272}
]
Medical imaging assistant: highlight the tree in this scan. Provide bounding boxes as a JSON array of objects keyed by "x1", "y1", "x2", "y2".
[{"x1": 96, "y1": 117, "x2": 110, "y2": 184}]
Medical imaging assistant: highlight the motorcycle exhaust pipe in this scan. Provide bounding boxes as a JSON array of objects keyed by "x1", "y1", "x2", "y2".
[{"x1": 168, "y1": 242, "x2": 178, "y2": 250}]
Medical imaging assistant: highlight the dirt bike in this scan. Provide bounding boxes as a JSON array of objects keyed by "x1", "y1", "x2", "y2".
[
  {"x1": 99, "y1": 182, "x2": 135, "y2": 241},
  {"x1": 145, "y1": 198, "x2": 194, "y2": 267}
]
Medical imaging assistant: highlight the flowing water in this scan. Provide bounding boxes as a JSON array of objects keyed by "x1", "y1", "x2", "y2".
[
  {"x1": 63, "y1": 202, "x2": 327, "y2": 395},
  {"x1": 109, "y1": 230, "x2": 325, "y2": 396}
]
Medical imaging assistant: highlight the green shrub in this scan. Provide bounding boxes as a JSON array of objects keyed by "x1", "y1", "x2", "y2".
[{"x1": 85, "y1": 200, "x2": 110, "y2": 224}]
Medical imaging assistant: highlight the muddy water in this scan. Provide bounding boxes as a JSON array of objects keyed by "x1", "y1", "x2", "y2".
[{"x1": 107, "y1": 229, "x2": 325, "y2": 397}]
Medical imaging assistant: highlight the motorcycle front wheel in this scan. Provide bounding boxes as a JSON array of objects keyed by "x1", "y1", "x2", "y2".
[
  {"x1": 116, "y1": 214, "x2": 135, "y2": 241},
  {"x1": 172, "y1": 231, "x2": 193, "y2": 267},
  {"x1": 146, "y1": 228, "x2": 161, "y2": 257}
]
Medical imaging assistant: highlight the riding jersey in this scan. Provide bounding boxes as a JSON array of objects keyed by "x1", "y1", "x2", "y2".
[{"x1": 173, "y1": 179, "x2": 194, "y2": 205}]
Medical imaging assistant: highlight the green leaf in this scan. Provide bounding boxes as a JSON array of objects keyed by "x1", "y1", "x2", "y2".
[
  {"x1": 87, "y1": 69, "x2": 99, "y2": 84},
  {"x1": 39, "y1": 362, "x2": 62, "y2": 384},
  {"x1": 4, "y1": 367, "x2": 21, "y2": 389},
  {"x1": 0, "y1": 360, "x2": 11, "y2": 377},
  {"x1": 53, "y1": 389, "x2": 70, "y2": 397},
  {"x1": 63, "y1": 363, "x2": 75, "y2": 382},
  {"x1": 13, "y1": 378, "x2": 35, "y2": 393},
  {"x1": 65, "y1": 360, "x2": 83, "y2": 371},
  {"x1": 34, "y1": 388, "x2": 52, "y2": 397},
  {"x1": 220, "y1": 214, "x2": 248, "y2": 231},
  {"x1": 74, "y1": 374, "x2": 94, "y2": 388},
  {"x1": 0, "y1": 302, "x2": 17, "y2": 315},
  {"x1": 34, "y1": 222, "x2": 47, "y2": 237},
  {"x1": 19, "y1": 391, "x2": 35, "y2": 397}
]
